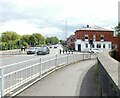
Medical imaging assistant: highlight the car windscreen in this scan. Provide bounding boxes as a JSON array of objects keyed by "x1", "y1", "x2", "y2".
[
  {"x1": 38, "y1": 47, "x2": 46, "y2": 51},
  {"x1": 28, "y1": 47, "x2": 36, "y2": 50}
]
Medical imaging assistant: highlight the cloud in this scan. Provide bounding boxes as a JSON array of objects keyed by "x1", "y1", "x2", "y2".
[{"x1": 0, "y1": 0, "x2": 119, "y2": 39}]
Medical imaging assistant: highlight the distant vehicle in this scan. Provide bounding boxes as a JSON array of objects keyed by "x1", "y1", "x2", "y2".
[
  {"x1": 27, "y1": 47, "x2": 37, "y2": 54},
  {"x1": 37, "y1": 46, "x2": 50, "y2": 55},
  {"x1": 54, "y1": 44, "x2": 58, "y2": 48},
  {"x1": 89, "y1": 48, "x2": 103, "y2": 53},
  {"x1": 49, "y1": 45, "x2": 52, "y2": 48}
]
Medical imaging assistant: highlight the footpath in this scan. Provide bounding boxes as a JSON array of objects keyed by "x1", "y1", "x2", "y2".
[
  {"x1": 16, "y1": 59, "x2": 96, "y2": 96},
  {"x1": 0, "y1": 49, "x2": 26, "y2": 55}
]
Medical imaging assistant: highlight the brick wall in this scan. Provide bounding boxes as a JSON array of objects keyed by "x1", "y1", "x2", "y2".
[{"x1": 75, "y1": 30, "x2": 113, "y2": 41}]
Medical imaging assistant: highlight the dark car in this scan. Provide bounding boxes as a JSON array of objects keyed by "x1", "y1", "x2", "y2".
[
  {"x1": 27, "y1": 47, "x2": 37, "y2": 54},
  {"x1": 37, "y1": 46, "x2": 50, "y2": 55}
]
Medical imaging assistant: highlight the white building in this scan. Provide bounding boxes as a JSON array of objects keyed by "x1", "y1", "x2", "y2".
[{"x1": 74, "y1": 26, "x2": 113, "y2": 51}]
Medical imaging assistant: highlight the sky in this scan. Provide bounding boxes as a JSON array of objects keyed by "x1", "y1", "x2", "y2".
[{"x1": 0, "y1": 0, "x2": 119, "y2": 40}]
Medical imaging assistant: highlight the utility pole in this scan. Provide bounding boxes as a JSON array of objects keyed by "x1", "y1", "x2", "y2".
[
  {"x1": 65, "y1": 20, "x2": 67, "y2": 49},
  {"x1": 65, "y1": 20, "x2": 67, "y2": 40}
]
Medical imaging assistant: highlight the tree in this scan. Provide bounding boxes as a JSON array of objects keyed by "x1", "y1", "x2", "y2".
[
  {"x1": 1, "y1": 31, "x2": 20, "y2": 42},
  {"x1": 46, "y1": 36, "x2": 59, "y2": 45},
  {"x1": 60, "y1": 40, "x2": 65, "y2": 45},
  {"x1": 0, "y1": 31, "x2": 20, "y2": 50},
  {"x1": 32, "y1": 33, "x2": 45, "y2": 45},
  {"x1": 20, "y1": 34, "x2": 30, "y2": 45},
  {"x1": 46, "y1": 37, "x2": 51, "y2": 45},
  {"x1": 114, "y1": 23, "x2": 120, "y2": 36},
  {"x1": 29, "y1": 35, "x2": 37, "y2": 46}
]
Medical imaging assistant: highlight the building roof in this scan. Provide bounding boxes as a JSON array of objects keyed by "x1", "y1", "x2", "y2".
[{"x1": 79, "y1": 25, "x2": 113, "y2": 31}]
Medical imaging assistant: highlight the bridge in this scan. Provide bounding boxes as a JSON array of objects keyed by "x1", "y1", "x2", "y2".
[{"x1": 0, "y1": 47, "x2": 120, "y2": 97}]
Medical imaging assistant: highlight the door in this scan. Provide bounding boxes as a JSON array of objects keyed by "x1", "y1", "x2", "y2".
[{"x1": 78, "y1": 44, "x2": 81, "y2": 51}]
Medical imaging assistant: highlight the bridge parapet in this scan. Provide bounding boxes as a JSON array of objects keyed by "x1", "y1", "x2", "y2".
[{"x1": 97, "y1": 50, "x2": 120, "y2": 96}]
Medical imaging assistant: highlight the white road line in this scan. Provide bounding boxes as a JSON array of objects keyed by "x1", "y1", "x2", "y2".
[{"x1": 2, "y1": 53, "x2": 59, "y2": 68}]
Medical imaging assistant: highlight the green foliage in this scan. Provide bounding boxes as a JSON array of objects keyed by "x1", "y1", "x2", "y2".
[
  {"x1": 29, "y1": 35, "x2": 37, "y2": 46},
  {"x1": 32, "y1": 33, "x2": 45, "y2": 45},
  {"x1": 0, "y1": 42, "x2": 6, "y2": 50},
  {"x1": 46, "y1": 36, "x2": 59, "y2": 45},
  {"x1": 115, "y1": 23, "x2": 120, "y2": 36},
  {"x1": 0, "y1": 31, "x2": 59, "y2": 50},
  {"x1": 1, "y1": 31, "x2": 20, "y2": 42},
  {"x1": 22, "y1": 41, "x2": 28, "y2": 47},
  {"x1": 20, "y1": 34, "x2": 30, "y2": 45},
  {"x1": 59, "y1": 40, "x2": 65, "y2": 45},
  {"x1": 0, "y1": 31, "x2": 20, "y2": 50}
]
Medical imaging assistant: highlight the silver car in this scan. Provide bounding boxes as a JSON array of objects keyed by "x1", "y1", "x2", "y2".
[{"x1": 27, "y1": 47, "x2": 37, "y2": 54}]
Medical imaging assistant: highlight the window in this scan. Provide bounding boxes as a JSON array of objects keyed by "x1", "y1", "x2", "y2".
[
  {"x1": 84, "y1": 34, "x2": 88, "y2": 41},
  {"x1": 86, "y1": 43, "x2": 88, "y2": 48},
  {"x1": 100, "y1": 35, "x2": 104, "y2": 41},
  {"x1": 98, "y1": 44, "x2": 101, "y2": 48},
  {"x1": 103, "y1": 44, "x2": 105, "y2": 48},
  {"x1": 96, "y1": 44, "x2": 101, "y2": 48},
  {"x1": 109, "y1": 44, "x2": 111, "y2": 49},
  {"x1": 93, "y1": 35, "x2": 96, "y2": 41},
  {"x1": 97, "y1": 44, "x2": 99, "y2": 48}
]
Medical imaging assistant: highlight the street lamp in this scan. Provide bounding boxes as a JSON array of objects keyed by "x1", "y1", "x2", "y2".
[{"x1": 65, "y1": 20, "x2": 68, "y2": 49}]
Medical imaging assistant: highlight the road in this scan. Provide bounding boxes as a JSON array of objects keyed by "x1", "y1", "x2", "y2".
[
  {"x1": 0, "y1": 45, "x2": 64, "y2": 73},
  {"x1": 0, "y1": 45, "x2": 88, "y2": 74}
]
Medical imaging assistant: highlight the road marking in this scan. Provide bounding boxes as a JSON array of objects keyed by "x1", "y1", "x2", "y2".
[{"x1": 2, "y1": 52, "x2": 59, "y2": 69}]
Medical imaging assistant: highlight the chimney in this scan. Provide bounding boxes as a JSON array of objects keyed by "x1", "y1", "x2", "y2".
[{"x1": 87, "y1": 25, "x2": 89, "y2": 28}]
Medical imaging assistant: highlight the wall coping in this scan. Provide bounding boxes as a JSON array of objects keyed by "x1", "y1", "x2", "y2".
[{"x1": 98, "y1": 50, "x2": 119, "y2": 89}]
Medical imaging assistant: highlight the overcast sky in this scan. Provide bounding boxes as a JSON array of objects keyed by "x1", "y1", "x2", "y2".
[{"x1": 0, "y1": 0, "x2": 119, "y2": 39}]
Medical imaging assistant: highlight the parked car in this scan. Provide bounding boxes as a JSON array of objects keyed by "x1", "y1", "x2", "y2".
[
  {"x1": 37, "y1": 46, "x2": 50, "y2": 55},
  {"x1": 89, "y1": 48, "x2": 103, "y2": 53},
  {"x1": 27, "y1": 47, "x2": 37, "y2": 54}
]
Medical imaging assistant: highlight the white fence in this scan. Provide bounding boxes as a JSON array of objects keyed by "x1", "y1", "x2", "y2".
[{"x1": 0, "y1": 53, "x2": 95, "y2": 97}]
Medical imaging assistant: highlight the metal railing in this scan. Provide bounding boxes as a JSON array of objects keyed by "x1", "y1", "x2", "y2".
[{"x1": 0, "y1": 53, "x2": 96, "y2": 97}]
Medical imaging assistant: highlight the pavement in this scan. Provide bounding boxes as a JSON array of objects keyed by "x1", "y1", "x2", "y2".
[
  {"x1": 0, "y1": 49, "x2": 26, "y2": 55},
  {"x1": 16, "y1": 59, "x2": 96, "y2": 96}
]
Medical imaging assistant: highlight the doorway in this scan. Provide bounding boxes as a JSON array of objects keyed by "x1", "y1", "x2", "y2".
[{"x1": 78, "y1": 44, "x2": 81, "y2": 51}]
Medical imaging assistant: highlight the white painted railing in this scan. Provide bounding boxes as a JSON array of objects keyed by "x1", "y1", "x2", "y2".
[{"x1": 0, "y1": 53, "x2": 95, "y2": 97}]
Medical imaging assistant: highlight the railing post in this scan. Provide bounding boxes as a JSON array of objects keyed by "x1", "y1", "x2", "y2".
[
  {"x1": 67, "y1": 55, "x2": 68, "y2": 65},
  {"x1": 55, "y1": 55, "x2": 57, "y2": 69},
  {"x1": 1, "y1": 67, "x2": 4, "y2": 97},
  {"x1": 90, "y1": 52, "x2": 91, "y2": 59},
  {"x1": 83, "y1": 51, "x2": 84, "y2": 60},
  {"x1": 40, "y1": 58, "x2": 42, "y2": 77}
]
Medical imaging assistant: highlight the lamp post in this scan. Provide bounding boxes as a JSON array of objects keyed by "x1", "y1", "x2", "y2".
[{"x1": 65, "y1": 20, "x2": 68, "y2": 49}]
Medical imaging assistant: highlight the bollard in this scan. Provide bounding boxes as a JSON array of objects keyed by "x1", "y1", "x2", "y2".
[
  {"x1": 66, "y1": 50, "x2": 67, "y2": 54},
  {"x1": 63, "y1": 50, "x2": 64, "y2": 54},
  {"x1": 60, "y1": 49, "x2": 61, "y2": 54}
]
